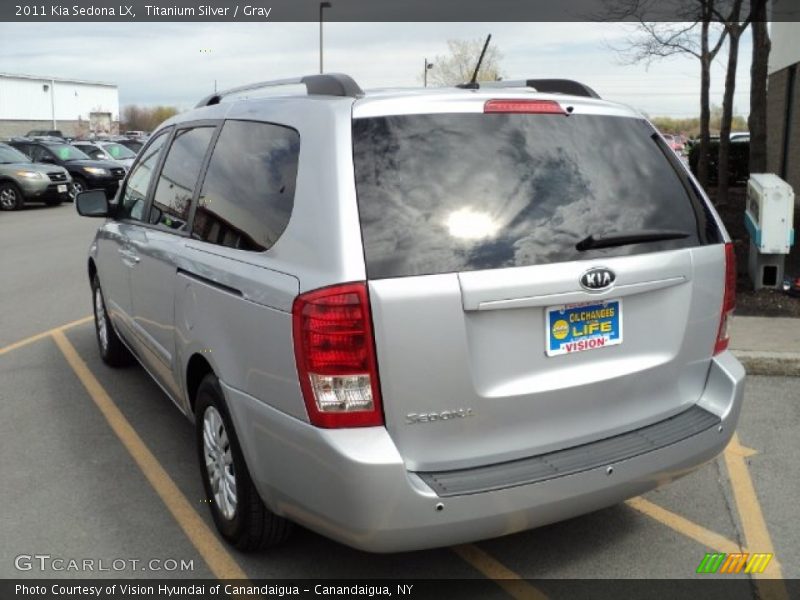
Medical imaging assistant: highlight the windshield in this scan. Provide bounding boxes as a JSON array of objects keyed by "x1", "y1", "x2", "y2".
[
  {"x1": 353, "y1": 113, "x2": 718, "y2": 279},
  {"x1": 102, "y1": 143, "x2": 136, "y2": 159},
  {"x1": 0, "y1": 144, "x2": 32, "y2": 163},
  {"x1": 49, "y1": 144, "x2": 90, "y2": 161}
]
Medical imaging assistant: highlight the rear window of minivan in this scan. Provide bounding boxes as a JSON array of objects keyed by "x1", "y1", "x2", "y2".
[{"x1": 352, "y1": 113, "x2": 718, "y2": 279}]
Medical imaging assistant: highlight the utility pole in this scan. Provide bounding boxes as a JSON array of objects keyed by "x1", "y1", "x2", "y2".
[
  {"x1": 424, "y1": 58, "x2": 434, "y2": 87},
  {"x1": 50, "y1": 79, "x2": 56, "y2": 129},
  {"x1": 319, "y1": 2, "x2": 332, "y2": 74}
]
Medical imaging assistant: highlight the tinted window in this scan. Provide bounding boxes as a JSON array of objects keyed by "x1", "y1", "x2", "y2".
[
  {"x1": 10, "y1": 143, "x2": 34, "y2": 158},
  {"x1": 151, "y1": 127, "x2": 215, "y2": 232},
  {"x1": 192, "y1": 120, "x2": 299, "y2": 252},
  {"x1": 353, "y1": 113, "x2": 713, "y2": 279},
  {"x1": 0, "y1": 144, "x2": 31, "y2": 163},
  {"x1": 46, "y1": 144, "x2": 89, "y2": 161},
  {"x1": 119, "y1": 131, "x2": 169, "y2": 221}
]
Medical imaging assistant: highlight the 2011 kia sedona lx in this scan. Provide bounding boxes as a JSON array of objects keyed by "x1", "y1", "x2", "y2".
[{"x1": 76, "y1": 74, "x2": 744, "y2": 552}]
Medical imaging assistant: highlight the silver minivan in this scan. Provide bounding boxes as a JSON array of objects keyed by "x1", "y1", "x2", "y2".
[{"x1": 77, "y1": 74, "x2": 744, "y2": 553}]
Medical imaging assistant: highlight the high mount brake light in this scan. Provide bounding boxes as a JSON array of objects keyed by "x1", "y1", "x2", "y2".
[
  {"x1": 714, "y1": 242, "x2": 736, "y2": 355},
  {"x1": 292, "y1": 282, "x2": 384, "y2": 428},
  {"x1": 484, "y1": 99, "x2": 567, "y2": 115}
]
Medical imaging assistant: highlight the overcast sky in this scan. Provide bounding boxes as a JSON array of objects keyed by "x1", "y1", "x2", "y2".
[{"x1": 0, "y1": 22, "x2": 752, "y2": 117}]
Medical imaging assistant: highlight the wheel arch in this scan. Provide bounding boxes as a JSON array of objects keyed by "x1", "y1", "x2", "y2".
[
  {"x1": 186, "y1": 353, "x2": 215, "y2": 414},
  {"x1": 88, "y1": 257, "x2": 97, "y2": 285}
]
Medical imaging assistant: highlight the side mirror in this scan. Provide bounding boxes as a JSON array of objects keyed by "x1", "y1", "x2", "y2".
[{"x1": 76, "y1": 189, "x2": 110, "y2": 218}]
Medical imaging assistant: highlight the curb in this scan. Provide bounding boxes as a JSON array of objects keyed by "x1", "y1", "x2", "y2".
[{"x1": 732, "y1": 350, "x2": 800, "y2": 377}]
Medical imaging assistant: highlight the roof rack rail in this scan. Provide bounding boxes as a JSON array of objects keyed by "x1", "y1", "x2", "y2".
[
  {"x1": 476, "y1": 78, "x2": 600, "y2": 99},
  {"x1": 195, "y1": 73, "x2": 364, "y2": 108}
]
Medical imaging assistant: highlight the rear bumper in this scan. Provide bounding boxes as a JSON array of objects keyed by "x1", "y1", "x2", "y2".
[{"x1": 224, "y1": 352, "x2": 745, "y2": 553}]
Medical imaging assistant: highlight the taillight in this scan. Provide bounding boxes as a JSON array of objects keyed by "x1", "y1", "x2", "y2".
[
  {"x1": 484, "y1": 99, "x2": 567, "y2": 115},
  {"x1": 714, "y1": 243, "x2": 736, "y2": 355},
  {"x1": 292, "y1": 282, "x2": 383, "y2": 428}
]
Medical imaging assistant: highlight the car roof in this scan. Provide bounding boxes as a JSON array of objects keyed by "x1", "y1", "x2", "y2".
[{"x1": 160, "y1": 75, "x2": 641, "y2": 131}]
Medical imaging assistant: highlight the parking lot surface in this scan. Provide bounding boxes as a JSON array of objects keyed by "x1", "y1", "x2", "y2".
[{"x1": 1, "y1": 204, "x2": 797, "y2": 596}]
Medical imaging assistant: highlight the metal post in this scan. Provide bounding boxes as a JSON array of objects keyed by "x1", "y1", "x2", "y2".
[
  {"x1": 424, "y1": 58, "x2": 434, "y2": 88},
  {"x1": 319, "y1": 2, "x2": 332, "y2": 74},
  {"x1": 50, "y1": 79, "x2": 56, "y2": 129}
]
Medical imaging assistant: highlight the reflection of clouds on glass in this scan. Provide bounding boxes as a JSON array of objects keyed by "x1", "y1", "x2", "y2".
[
  {"x1": 120, "y1": 133, "x2": 168, "y2": 221},
  {"x1": 354, "y1": 113, "x2": 700, "y2": 279},
  {"x1": 446, "y1": 208, "x2": 499, "y2": 240},
  {"x1": 152, "y1": 127, "x2": 215, "y2": 229},
  {"x1": 193, "y1": 121, "x2": 299, "y2": 252}
]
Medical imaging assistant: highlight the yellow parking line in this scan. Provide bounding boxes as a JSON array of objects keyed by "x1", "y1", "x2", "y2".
[
  {"x1": 452, "y1": 544, "x2": 549, "y2": 600},
  {"x1": 626, "y1": 497, "x2": 742, "y2": 554},
  {"x1": 723, "y1": 434, "x2": 787, "y2": 592},
  {"x1": 51, "y1": 330, "x2": 248, "y2": 580},
  {"x1": 0, "y1": 316, "x2": 92, "y2": 356}
]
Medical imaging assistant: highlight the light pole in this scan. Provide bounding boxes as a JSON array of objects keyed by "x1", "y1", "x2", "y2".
[
  {"x1": 424, "y1": 58, "x2": 434, "y2": 88},
  {"x1": 319, "y1": 2, "x2": 332, "y2": 74}
]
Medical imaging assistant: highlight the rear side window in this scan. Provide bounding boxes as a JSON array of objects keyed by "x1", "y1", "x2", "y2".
[
  {"x1": 191, "y1": 120, "x2": 299, "y2": 252},
  {"x1": 150, "y1": 127, "x2": 215, "y2": 232},
  {"x1": 353, "y1": 113, "x2": 716, "y2": 279}
]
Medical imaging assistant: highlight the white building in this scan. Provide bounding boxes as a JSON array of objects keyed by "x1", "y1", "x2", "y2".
[{"x1": 0, "y1": 72, "x2": 119, "y2": 138}]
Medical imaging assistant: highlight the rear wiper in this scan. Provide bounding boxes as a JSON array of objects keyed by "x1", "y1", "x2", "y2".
[{"x1": 576, "y1": 229, "x2": 690, "y2": 251}]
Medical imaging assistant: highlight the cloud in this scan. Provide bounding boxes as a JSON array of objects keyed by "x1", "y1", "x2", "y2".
[{"x1": 0, "y1": 21, "x2": 751, "y2": 116}]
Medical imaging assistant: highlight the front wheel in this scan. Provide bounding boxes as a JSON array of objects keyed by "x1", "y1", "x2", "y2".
[
  {"x1": 195, "y1": 374, "x2": 292, "y2": 551},
  {"x1": 70, "y1": 176, "x2": 88, "y2": 200},
  {"x1": 0, "y1": 182, "x2": 24, "y2": 211}
]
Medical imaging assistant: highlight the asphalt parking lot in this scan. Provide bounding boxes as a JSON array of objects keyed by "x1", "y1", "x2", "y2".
[{"x1": 1, "y1": 203, "x2": 798, "y2": 597}]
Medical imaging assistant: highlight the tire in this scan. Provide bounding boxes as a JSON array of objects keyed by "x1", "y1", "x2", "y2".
[
  {"x1": 70, "y1": 176, "x2": 88, "y2": 201},
  {"x1": 0, "y1": 181, "x2": 25, "y2": 211},
  {"x1": 91, "y1": 274, "x2": 134, "y2": 367},
  {"x1": 195, "y1": 374, "x2": 292, "y2": 551}
]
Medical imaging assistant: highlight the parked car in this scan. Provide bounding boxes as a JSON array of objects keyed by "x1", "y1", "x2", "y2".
[
  {"x1": 25, "y1": 129, "x2": 65, "y2": 140},
  {"x1": 114, "y1": 138, "x2": 145, "y2": 154},
  {"x1": 72, "y1": 141, "x2": 136, "y2": 168},
  {"x1": 660, "y1": 133, "x2": 685, "y2": 155},
  {"x1": 688, "y1": 134, "x2": 750, "y2": 184},
  {"x1": 76, "y1": 74, "x2": 744, "y2": 553},
  {"x1": 8, "y1": 139, "x2": 126, "y2": 199},
  {"x1": 0, "y1": 143, "x2": 72, "y2": 210}
]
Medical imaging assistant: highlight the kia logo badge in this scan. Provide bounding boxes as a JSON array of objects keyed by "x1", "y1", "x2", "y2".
[{"x1": 580, "y1": 267, "x2": 615, "y2": 291}]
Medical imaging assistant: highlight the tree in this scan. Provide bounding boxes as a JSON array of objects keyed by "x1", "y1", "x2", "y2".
[
  {"x1": 748, "y1": 0, "x2": 770, "y2": 174},
  {"x1": 121, "y1": 104, "x2": 180, "y2": 132},
  {"x1": 608, "y1": 0, "x2": 729, "y2": 189},
  {"x1": 428, "y1": 38, "x2": 503, "y2": 86},
  {"x1": 715, "y1": 0, "x2": 748, "y2": 205}
]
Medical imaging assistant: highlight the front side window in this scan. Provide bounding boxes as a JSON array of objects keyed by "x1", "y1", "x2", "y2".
[
  {"x1": 150, "y1": 127, "x2": 215, "y2": 232},
  {"x1": 191, "y1": 120, "x2": 300, "y2": 252},
  {"x1": 118, "y1": 131, "x2": 169, "y2": 221}
]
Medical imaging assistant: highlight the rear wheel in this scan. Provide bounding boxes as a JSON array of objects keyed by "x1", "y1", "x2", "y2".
[
  {"x1": 91, "y1": 275, "x2": 134, "y2": 367},
  {"x1": 0, "y1": 182, "x2": 24, "y2": 211},
  {"x1": 195, "y1": 374, "x2": 292, "y2": 551}
]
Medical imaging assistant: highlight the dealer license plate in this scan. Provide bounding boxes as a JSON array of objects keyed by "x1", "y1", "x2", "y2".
[
  {"x1": 57, "y1": 184, "x2": 67, "y2": 193},
  {"x1": 546, "y1": 299, "x2": 622, "y2": 357}
]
